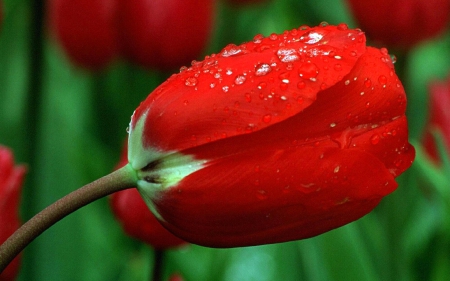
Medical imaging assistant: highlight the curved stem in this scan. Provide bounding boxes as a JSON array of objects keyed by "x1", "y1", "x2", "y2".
[{"x1": 0, "y1": 164, "x2": 138, "y2": 273}]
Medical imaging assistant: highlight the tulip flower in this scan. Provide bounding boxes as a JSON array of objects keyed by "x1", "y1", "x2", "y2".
[
  {"x1": 347, "y1": 0, "x2": 450, "y2": 49},
  {"x1": 0, "y1": 146, "x2": 26, "y2": 281},
  {"x1": 126, "y1": 23, "x2": 415, "y2": 247},
  {"x1": 423, "y1": 75, "x2": 450, "y2": 161},
  {"x1": 110, "y1": 143, "x2": 185, "y2": 249},
  {"x1": 48, "y1": 0, "x2": 118, "y2": 70},
  {"x1": 117, "y1": 0, "x2": 214, "y2": 70}
]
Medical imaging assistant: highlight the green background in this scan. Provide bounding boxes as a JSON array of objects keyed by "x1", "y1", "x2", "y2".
[{"x1": 1, "y1": 0, "x2": 450, "y2": 280}]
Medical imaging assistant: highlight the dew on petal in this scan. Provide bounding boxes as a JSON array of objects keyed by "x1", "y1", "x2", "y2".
[
  {"x1": 234, "y1": 75, "x2": 246, "y2": 85},
  {"x1": 298, "y1": 62, "x2": 319, "y2": 79},
  {"x1": 185, "y1": 77, "x2": 198, "y2": 87},
  {"x1": 378, "y1": 75, "x2": 387, "y2": 85},
  {"x1": 370, "y1": 134, "x2": 380, "y2": 145},
  {"x1": 277, "y1": 48, "x2": 300, "y2": 62},
  {"x1": 255, "y1": 63, "x2": 272, "y2": 76},
  {"x1": 262, "y1": 114, "x2": 272, "y2": 123},
  {"x1": 256, "y1": 190, "x2": 268, "y2": 200}
]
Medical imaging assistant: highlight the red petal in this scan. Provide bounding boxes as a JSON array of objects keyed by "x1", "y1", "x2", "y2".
[
  {"x1": 153, "y1": 144, "x2": 397, "y2": 247},
  {"x1": 131, "y1": 24, "x2": 366, "y2": 152}
]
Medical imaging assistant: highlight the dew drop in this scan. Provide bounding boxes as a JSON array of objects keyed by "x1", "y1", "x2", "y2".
[
  {"x1": 297, "y1": 81, "x2": 306, "y2": 89},
  {"x1": 222, "y1": 86, "x2": 229, "y2": 93},
  {"x1": 262, "y1": 114, "x2": 272, "y2": 123},
  {"x1": 334, "y1": 166, "x2": 340, "y2": 173},
  {"x1": 269, "y1": 33, "x2": 278, "y2": 40},
  {"x1": 221, "y1": 44, "x2": 242, "y2": 57},
  {"x1": 210, "y1": 82, "x2": 216, "y2": 88},
  {"x1": 258, "y1": 82, "x2": 267, "y2": 90},
  {"x1": 256, "y1": 189, "x2": 268, "y2": 200},
  {"x1": 298, "y1": 62, "x2": 319, "y2": 79},
  {"x1": 378, "y1": 75, "x2": 387, "y2": 85},
  {"x1": 277, "y1": 48, "x2": 300, "y2": 62},
  {"x1": 330, "y1": 122, "x2": 336, "y2": 128},
  {"x1": 337, "y1": 23, "x2": 348, "y2": 30},
  {"x1": 334, "y1": 64, "x2": 342, "y2": 71},
  {"x1": 320, "y1": 21, "x2": 329, "y2": 27},
  {"x1": 255, "y1": 63, "x2": 272, "y2": 76},
  {"x1": 370, "y1": 134, "x2": 380, "y2": 145},
  {"x1": 245, "y1": 93, "x2": 252, "y2": 102},
  {"x1": 390, "y1": 54, "x2": 397, "y2": 64},
  {"x1": 364, "y1": 78, "x2": 372, "y2": 88},
  {"x1": 185, "y1": 77, "x2": 198, "y2": 87},
  {"x1": 183, "y1": 100, "x2": 189, "y2": 105},
  {"x1": 234, "y1": 75, "x2": 246, "y2": 85}
]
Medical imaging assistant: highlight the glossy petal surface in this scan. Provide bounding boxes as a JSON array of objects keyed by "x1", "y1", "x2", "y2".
[
  {"x1": 128, "y1": 24, "x2": 415, "y2": 247},
  {"x1": 0, "y1": 146, "x2": 26, "y2": 281}
]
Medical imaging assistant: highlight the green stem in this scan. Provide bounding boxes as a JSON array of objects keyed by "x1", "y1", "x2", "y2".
[
  {"x1": 0, "y1": 164, "x2": 137, "y2": 273},
  {"x1": 152, "y1": 249, "x2": 165, "y2": 281}
]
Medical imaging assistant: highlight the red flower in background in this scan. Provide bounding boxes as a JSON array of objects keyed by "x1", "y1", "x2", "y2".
[
  {"x1": 0, "y1": 146, "x2": 26, "y2": 281},
  {"x1": 423, "y1": 75, "x2": 450, "y2": 161},
  {"x1": 127, "y1": 24, "x2": 415, "y2": 247},
  {"x1": 48, "y1": 0, "x2": 118, "y2": 70},
  {"x1": 110, "y1": 143, "x2": 185, "y2": 249},
  {"x1": 347, "y1": 0, "x2": 450, "y2": 49},
  {"x1": 48, "y1": 0, "x2": 214, "y2": 71},
  {"x1": 117, "y1": 0, "x2": 215, "y2": 70}
]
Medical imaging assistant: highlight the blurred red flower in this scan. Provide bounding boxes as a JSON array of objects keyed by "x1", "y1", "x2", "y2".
[
  {"x1": 347, "y1": 0, "x2": 450, "y2": 49},
  {"x1": 117, "y1": 0, "x2": 215, "y2": 70},
  {"x1": 48, "y1": 0, "x2": 214, "y2": 71},
  {"x1": 0, "y1": 146, "x2": 26, "y2": 281},
  {"x1": 48, "y1": 0, "x2": 119, "y2": 70},
  {"x1": 423, "y1": 75, "x2": 450, "y2": 161},
  {"x1": 127, "y1": 24, "x2": 415, "y2": 247},
  {"x1": 110, "y1": 143, "x2": 185, "y2": 249}
]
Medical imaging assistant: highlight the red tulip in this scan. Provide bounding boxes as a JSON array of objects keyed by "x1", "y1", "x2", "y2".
[
  {"x1": 0, "y1": 146, "x2": 26, "y2": 281},
  {"x1": 423, "y1": 75, "x2": 450, "y2": 161},
  {"x1": 48, "y1": 0, "x2": 118, "y2": 70},
  {"x1": 110, "y1": 143, "x2": 185, "y2": 249},
  {"x1": 347, "y1": 0, "x2": 450, "y2": 49},
  {"x1": 127, "y1": 24, "x2": 415, "y2": 247},
  {"x1": 117, "y1": 0, "x2": 214, "y2": 70}
]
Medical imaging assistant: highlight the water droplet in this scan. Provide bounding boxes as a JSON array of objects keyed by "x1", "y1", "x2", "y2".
[
  {"x1": 214, "y1": 73, "x2": 221, "y2": 79},
  {"x1": 262, "y1": 114, "x2": 272, "y2": 123},
  {"x1": 330, "y1": 122, "x2": 336, "y2": 128},
  {"x1": 378, "y1": 75, "x2": 387, "y2": 85},
  {"x1": 297, "y1": 81, "x2": 306, "y2": 89},
  {"x1": 300, "y1": 31, "x2": 324, "y2": 44},
  {"x1": 364, "y1": 78, "x2": 372, "y2": 88},
  {"x1": 256, "y1": 190, "x2": 268, "y2": 200},
  {"x1": 253, "y1": 34, "x2": 264, "y2": 43},
  {"x1": 255, "y1": 63, "x2": 272, "y2": 76},
  {"x1": 320, "y1": 21, "x2": 329, "y2": 27},
  {"x1": 183, "y1": 100, "x2": 189, "y2": 105},
  {"x1": 221, "y1": 44, "x2": 242, "y2": 57},
  {"x1": 185, "y1": 77, "x2": 198, "y2": 87},
  {"x1": 234, "y1": 75, "x2": 246, "y2": 85},
  {"x1": 298, "y1": 62, "x2": 319, "y2": 79},
  {"x1": 390, "y1": 54, "x2": 397, "y2": 64},
  {"x1": 269, "y1": 33, "x2": 278, "y2": 40},
  {"x1": 277, "y1": 48, "x2": 299, "y2": 62},
  {"x1": 222, "y1": 86, "x2": 229, "y2": 93},
  {"x1": 370, "y1": 134, "x2": 380, "y2": 145},
  {"x1": 245, "y1": 93, "x2": 252, "y2": 102},
  {"x1": 210, "y1": 82, "x2": 216, "y2": 88},
  {"x1": 334, "y1": 64, "x2": 342, "y2": 71},
  {"x1": 344, "y1": 80, "x2": 350, "y2": 85},
  {"x1": 125, "y1": 126, "x2": 130, "y2": 133},
  {"x1": 258, "y1": 82, "x2": 267, "y2": 90},
  {"x1": 337, "y1": 23, "x2": 348, "y2": 30},
  {"x1": 226, "y1": 69, "x2": 233, "y2": 75},
  {"x1": 334, "y1": 166, "x2": 340, "y2": 173},
  {"x1": 334, "y1": 55, "x2": 342, "y2": 60},
  {"x1": 380, "y1": 47, "x2": 389, "y2": 55}
]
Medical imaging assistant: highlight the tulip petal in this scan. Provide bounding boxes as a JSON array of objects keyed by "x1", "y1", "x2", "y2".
[
  {"x1": 152, "y1": 144, "x2": 397, "y2": 247},
  {"x1": 130, "y1": 24, "x2": 366, "y2": 152}
]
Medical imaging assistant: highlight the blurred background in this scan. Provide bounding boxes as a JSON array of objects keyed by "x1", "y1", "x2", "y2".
[{"x1": 1, "y1": 0, "x2": 450, "y2": 280}]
